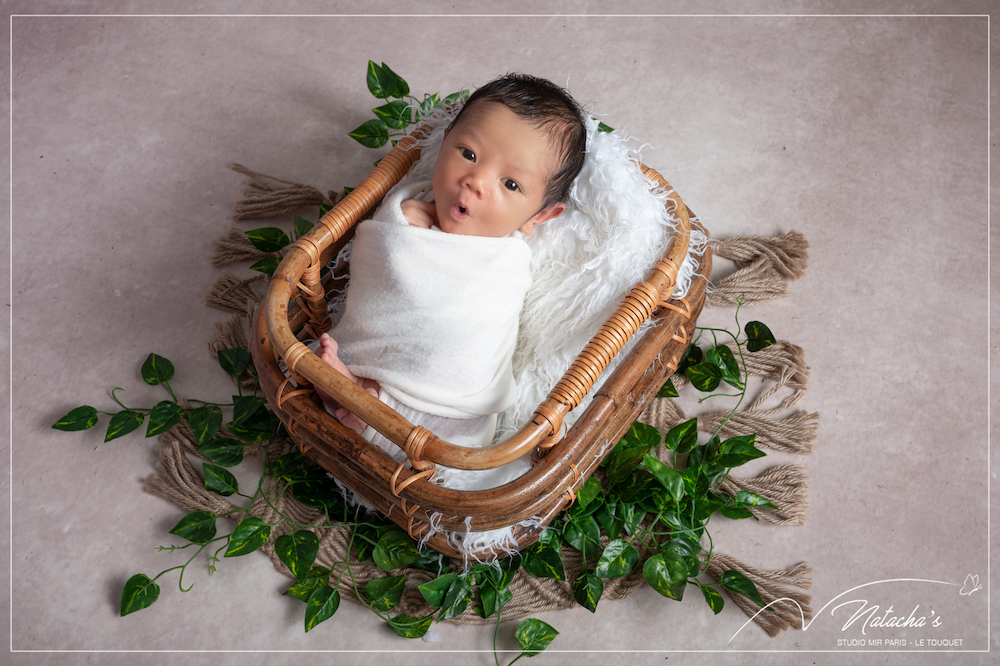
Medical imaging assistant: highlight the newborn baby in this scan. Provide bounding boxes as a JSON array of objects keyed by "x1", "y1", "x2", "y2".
[{"x1": 318, "y1": 73, "x2": 586, "y2": 459}]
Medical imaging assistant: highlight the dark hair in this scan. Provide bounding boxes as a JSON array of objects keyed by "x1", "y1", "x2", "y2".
[{"x1": 448, "y1": 73, "x2": 586, "y2": 211}]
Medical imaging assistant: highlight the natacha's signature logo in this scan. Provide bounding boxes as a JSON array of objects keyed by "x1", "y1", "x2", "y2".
[{"x1": 728, "y1": 575, "x2": 979, "y2": 644}]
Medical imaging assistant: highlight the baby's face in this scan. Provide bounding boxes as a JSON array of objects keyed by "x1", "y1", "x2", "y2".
[{"x1": 432, "y1": 101, "x2": 565, "y2": 237}]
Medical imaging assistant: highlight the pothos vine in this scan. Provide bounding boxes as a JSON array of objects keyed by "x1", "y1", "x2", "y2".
[{"x1": 53, "y1": 62, "x2": 781, "y2": 661}]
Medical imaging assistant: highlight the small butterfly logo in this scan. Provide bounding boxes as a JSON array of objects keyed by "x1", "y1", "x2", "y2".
[{"x1": 959, "y1": 574, "x2": 982, "y2": 596}]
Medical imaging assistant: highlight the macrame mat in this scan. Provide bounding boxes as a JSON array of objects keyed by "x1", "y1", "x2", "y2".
[{"x1": 147, "y1": 166, "x2": 817, "y2": 634}]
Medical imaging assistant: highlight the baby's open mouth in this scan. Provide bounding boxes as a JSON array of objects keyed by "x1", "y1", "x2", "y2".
[{"x1": 458, "y1": 204, "x2": 467, "y2": 214}]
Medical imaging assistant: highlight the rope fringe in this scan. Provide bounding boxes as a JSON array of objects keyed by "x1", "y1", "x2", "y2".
[
  {"x1": 707, "y1": 553, "x2": 813, "y2": 636},
  {"x1": 720, "y1": 465, "x2": 810, "y2": 525},
  {"x1": 230, "y1": 163, "x2": 340, "y2": 221},
  {"x1": 204, "y1": 270, "x2": 265, "y2": 315},
  {"x1": 211, "y1": 223, "x2": 273, "y2": 267},
  {"x1": 708, "y1": 231, "x2": 809, "y2": 306}
]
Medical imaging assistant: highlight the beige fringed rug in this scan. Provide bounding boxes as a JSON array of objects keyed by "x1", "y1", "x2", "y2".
[{"x1": 147, "y1": 166, "x2": 817, "y2": 635}]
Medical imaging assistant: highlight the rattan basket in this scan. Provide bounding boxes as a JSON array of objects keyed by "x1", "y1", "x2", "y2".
[{"x1": 249, "y1": 128, "x2": 711, "y2": 559}]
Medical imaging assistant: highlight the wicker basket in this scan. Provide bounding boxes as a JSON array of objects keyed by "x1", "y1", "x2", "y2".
[{"x1": 249, "y1": 128, "x2": 711, "y2": 559}]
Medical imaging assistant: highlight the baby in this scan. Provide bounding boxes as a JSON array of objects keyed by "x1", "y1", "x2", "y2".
[{"x1": 317, "y1": 73, "x2": 586, "y2": 454}]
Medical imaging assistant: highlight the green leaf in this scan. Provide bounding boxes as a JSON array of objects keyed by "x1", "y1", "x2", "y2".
[
  {"x1": 269, "y1": 451, "x2": 310, "y2": 478},
  {"x1": 410, "y1": 547, "x2": 449, "y2": 574},
  {"x1": 685, "y1": 362, "x2": 722, "y2": 392},
  {"x1": 284, "y1": 566, "x2": 331, "y2": 602},
  {"x1": 643, "y1": 552, "x2": 688, "y2": 601},
  {"x1": 717, "y1": 434, "x2": 766, "y2": 468},
  {"x1": 293, "y1": 480, "x2": 347, "y2": 519},
  {"x1": 521, "y1": 537, "x2": 566, "y2": 581},
  {"x1": 595, "y1": 499, "x2": 625, "y2": 539},
  {"x1": 225, "y1": 517, "x2": 271, "y2": 557},
  {"x1": 597, "y1": 121, "x2": 615, "y2": 134},
  {"x1": 563, "y1": 515, "x2": 600, "y2": 555},
  {"x1": 387, "y1": 614, "x2": 433, "y2": 638},
  {"x1": 293, "y1": 215, "x2": 314, "y2": 240},
  {"x1": 120, "y1": 574, "x2": 159, "y2": 616},
  {"x1": 571, "y1": 570, "x2": 603, "y2": 612},
  {"x1": 349, "y1": 118, "x2": 390, "y2": 149},
  {"x1": 203, "y1": 463, "x2": 238, "y2": 496},
  {"x1": 621, "y1": 502, "x2": 647, "y2": 536},
  {"x1": 720, "y1": 505, "x2": 756, "y2": 520},
  {"x1": 52, "y1": 405, "x2": 100, "y2": 431},
  {"x1": 418, "y1": 572, "x2": 458, "y2": 607},
  {"x1": 732, "y1": 489, "x2": 777, "y2": 510},
  {"x1": 476, "y1": 582, "x2": 513, "y2": 618},
  {"x1": 249, "y1": 256, "x2": 281, "y2": 276},
  {"x1": 680, "y1": 465, "x2": 709, "y2": 499},
  {"x1": 304, "y1": 585, "x2": 340, "y2": 632},
  {"x1": 188, "y1": 405, "x2": 222, "y2": 445},
  {"x1": 352, "y1": 522, "x2": 383, "y2": 562},
  {"x1": 373, "y1": 100, "x2": 411, "y2": 129},
  {"x1": 244, "y1": 227, "x2": 290, "y2": 253},
  {"x1": 366, "y1": 60, "x2": 397, "y2": 98},
  {"x1": 692, "y1": 491, "x2": 727, "y2": 521},
  {"x1": 198, "y1": 437, "x2": 245, "y2": 467},
  {"x1": 417, "y1": 92, "x2": 440, "y2": 119},
  {"x1": 438, "y1": 574, "x2": 473, "y2": 621},
  {"x1": 145, "y1": 400, "x2": 184, "y2": 437},
  {"x1": 226, "y1": 406, "x2": 278, "y2": 444},
  {"x1": 706, "y1": 345, "x2": 743, "y2": 390},
  {"x1": 275, "y1": 530, "x2": 319, "y2": 582},
  {"x1": 232, "y1": 395, "x2": 265, "y2": 426},
  {"x1": 656, "y1": 377, "x2": 679, "y2": 398},
  {"x1": 595, "y1": 538, "x2": 640, "y2": 578},
  {"x1": 105, "y1": 409, "x2": 144, "y2": 442},
  {"x1": 663, "y1": 418, "x2": 699, "y2": 454},
  {"x1": 380, "y1": 62, "x2": 409, "y2": 97},
  {"x1": 699, "y1": 582, "x2": 725, "y2": 614},
  {"x1": 745, "y1": 321, "x2": 776, "y2": 352},
  {"x1": 721, "y1": 570, "x2": 765, "y2": 606},
  {"x1": 603, "y1": 422, "x2": 661, "y2": 483},
  {"x1": 168, "y1": 510, "x2": 217, "y2": 544},
  {"x1": 141, "y1": 353, "x2": 174, "y2": 385},
  {"x1": 217, "y1": 348, "x2": 251, "y2": 376},
  {"x1": 364, "y1": 574, "x2": 406, "y2": 611},
  {"x1": 676, "y1": 343, "x2": 703, "y2": 373},
  {"x1": 641, "y1": 454, "x2": 685, "y2": 502},
  {"x1": 373, "y1": 530, "x2": 420, "y2": 572},
  {"x1": 515, "y1": 618, "x2": 559, "y2": 656},
  {"x1": 576, "y1": 477, "x2": 603, "y2": 510}
]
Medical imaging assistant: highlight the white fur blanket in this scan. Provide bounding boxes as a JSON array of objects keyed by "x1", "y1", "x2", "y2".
[{"x1": 330, "y1": 180, "x2": 532, "y2": 419}]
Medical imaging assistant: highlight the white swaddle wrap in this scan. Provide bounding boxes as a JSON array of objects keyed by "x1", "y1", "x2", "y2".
[{"x1": 331, "y1": 180, "x2": 532, "y2": 420}]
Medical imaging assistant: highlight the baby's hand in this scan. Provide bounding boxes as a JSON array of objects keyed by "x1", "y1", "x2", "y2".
[{"x1": 401, "y1": 199, "x2": 437, "y2": 229}]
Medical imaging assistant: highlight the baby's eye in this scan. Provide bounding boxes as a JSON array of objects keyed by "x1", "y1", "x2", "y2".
[
  {"x1": 461, "y1": 148, "x2": 475, "y2": 161},
  {"x1": 503, "y1": 179, "x2": 519, "y2": 192}
]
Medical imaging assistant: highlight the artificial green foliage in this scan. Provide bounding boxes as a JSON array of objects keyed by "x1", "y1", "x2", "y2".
[
  {"x1": 52, "y1": 405, "x2": 100, "y2": 431},
  {"x1": 53, "y1": 64, "x2": 781, "y2": 662},
  {"x1": 515, "y1": 618, "x2": 559, "y2": 656},
  {"x1": 120, "y1": 574, "x2": 160, "y2": 616},
  {"x1": 105, "y1": 409, "x2": 144, "y2": 442}
]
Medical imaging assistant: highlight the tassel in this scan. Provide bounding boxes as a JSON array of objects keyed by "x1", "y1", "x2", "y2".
[
  {"x1": 706, "y1": 554, "x2": 812, "y2": 636},
  {"x1": 204, "y1": 270, "x2": 265, "y2": 315},
  {"x1": 698, "y1": 409, "x2": 817, "y2": 454},
  {"x1": 730, "y1": 340, "x2": 809, "y2": 392},
  {"x1": 719, "y1": 465, "x2": 810, "y2": 525},
  {"x1": 638, "y1": 397, "x2": 688, "y2": 432},
  {"x1": 230, "y1": 163, "x2": 340, "y2": 221},
  {"x1": 709, "y1": 231, "x2": 809, "y2": 306},
  {"x1": 145, "y1": 439, "x2": 239, "y2": 516},
  {"x1": 211, "y1": 223, "x2": 274, "y2": 266},
  {"x1": 209, "y1": 312, "x2": 258, "y2": 391}
]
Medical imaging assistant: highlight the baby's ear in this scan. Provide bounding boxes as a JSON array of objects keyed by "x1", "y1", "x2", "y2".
[{"x1": 520, "y1": 202, "x2": 565, "y2": 236}]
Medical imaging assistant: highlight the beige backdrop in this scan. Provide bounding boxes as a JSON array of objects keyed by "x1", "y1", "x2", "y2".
[{"x1": 6, "y1": 2, "x2": 995, "y2": 665}]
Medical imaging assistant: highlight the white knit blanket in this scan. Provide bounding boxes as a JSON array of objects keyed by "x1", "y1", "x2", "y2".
[{"x1": 329, "y1": 180, "x2": 532, "y2": 419}]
